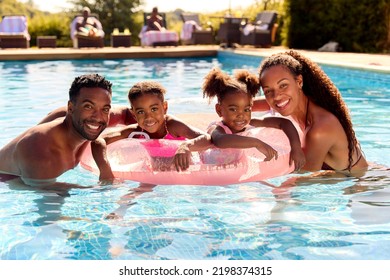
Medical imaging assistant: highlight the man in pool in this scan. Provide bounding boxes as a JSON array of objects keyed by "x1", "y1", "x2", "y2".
[{"x1": 0, "y1": 73, "x2": 112, "y2": 187}]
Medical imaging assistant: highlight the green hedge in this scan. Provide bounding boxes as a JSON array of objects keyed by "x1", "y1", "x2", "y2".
[
  {"x1": 283, "y1": 0, "x2": 389, "y2": 53},
  {"x1": 28, "y1": 14, "x2": 72, "y2": 47}
]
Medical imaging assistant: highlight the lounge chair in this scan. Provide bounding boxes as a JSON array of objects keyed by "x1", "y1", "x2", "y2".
[
  {"x1": 70, "y1": 14, "x2": 104, "y2": 48},
  {"x1": 139, "y1": 12, "x2": 178, "y2": 47},
  {"x1": 240, "y1": 11, "x2": 278, "y2": 47},
  {"x1": 180, "y1": 13, "x2": 214, "y2": 45},
  {"x1": 0, "y1": 15, "x2": 30, "y2": 49}
]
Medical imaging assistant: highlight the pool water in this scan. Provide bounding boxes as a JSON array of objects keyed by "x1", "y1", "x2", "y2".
[{"x1": 0, "y1": 52, "x2": 389, "y2": 260}]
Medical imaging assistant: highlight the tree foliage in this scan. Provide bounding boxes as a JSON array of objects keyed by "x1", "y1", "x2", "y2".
[
  {"x1": 28, "y1": 14, "x2": 72, "y2": 47},
  {"x1": 283, "y1": 0, "x2": 390, "y2": 52},
  {"x1": 0, "y1": 0, "x2": 34, "y2": 17}
]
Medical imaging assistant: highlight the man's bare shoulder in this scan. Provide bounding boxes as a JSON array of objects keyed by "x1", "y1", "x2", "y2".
[
  {"x1": 16, "y1": 120, "x2": 65, "y2": 153},
  {"x1": 14, "y1": 121, "x2": 71, "y2": 180}
]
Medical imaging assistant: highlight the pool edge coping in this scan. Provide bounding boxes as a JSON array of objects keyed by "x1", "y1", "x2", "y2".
[{"x1": 0, "y1": 45, "x2": 389, "y2": 73}]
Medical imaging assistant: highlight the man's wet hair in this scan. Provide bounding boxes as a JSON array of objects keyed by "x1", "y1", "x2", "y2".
[{"x1": 69, "y1": 73, "x2": 112, "y2": 103}]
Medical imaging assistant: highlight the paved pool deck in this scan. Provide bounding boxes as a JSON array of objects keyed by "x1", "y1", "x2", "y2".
[{"x1": 1, "y1": 45, "x2": 389, "y2": 73}]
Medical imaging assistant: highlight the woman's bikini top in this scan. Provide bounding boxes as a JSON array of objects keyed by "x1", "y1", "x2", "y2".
[{"x1": 321, "y1": 146, "x2": 363, "y2": 171}]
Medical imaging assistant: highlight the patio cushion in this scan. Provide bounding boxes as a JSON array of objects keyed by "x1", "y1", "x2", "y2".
[
  {"x1": 0, "y1": 15, "x2": 30, "y2": 40},
  {"x1": 0, "y1": 15, "x2": 30, "y2": 48},
  {"x1": 140, "y1": 30, "x2": 178, "y2": 46}
]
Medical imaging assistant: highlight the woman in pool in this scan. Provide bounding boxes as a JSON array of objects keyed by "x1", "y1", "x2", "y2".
[
  {"x1": 92, "y1": 80, "x2": 211, "y2": 180},
  {"x1": 254, "y1": 50, "x2": 368, "y2": 174},
  {"x1": 202, "y1": 67, "x2": 305, "y2": 170}
]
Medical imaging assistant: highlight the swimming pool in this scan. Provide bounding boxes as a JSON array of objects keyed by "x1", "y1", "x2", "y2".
[{"x1": 0, "y1": 52, "x2": 389, "y2": 260}]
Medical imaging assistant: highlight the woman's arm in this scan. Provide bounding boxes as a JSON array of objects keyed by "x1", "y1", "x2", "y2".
[{"x1": 251, "y1": 117, "x2": 305, "y2": 170}]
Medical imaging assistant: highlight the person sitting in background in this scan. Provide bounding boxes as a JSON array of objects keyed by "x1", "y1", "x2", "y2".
[
  {"x1": 75, "y1": 7, "x2": 103, "y2": 37},
  {"x1": 146, "y1": 7, "x2": 164, "y2": 31}
]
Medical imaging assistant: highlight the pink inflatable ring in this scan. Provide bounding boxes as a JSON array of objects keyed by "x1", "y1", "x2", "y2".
[{"x1": 80, "y1": 127, "x2": 294, "y2": 185}]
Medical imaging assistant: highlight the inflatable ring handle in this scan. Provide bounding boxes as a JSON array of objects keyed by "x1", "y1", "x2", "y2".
[{"x1": 128, "y1": 131, "x2": 150, "y2": 139}]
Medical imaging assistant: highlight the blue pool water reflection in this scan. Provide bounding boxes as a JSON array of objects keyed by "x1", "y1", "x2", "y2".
[{"x1": 0, "y1": 52, "x2": 389, "y2": 260}]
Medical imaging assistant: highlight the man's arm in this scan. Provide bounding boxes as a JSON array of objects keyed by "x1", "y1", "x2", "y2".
[
  {"x1": 38, "y1": 106, "x2": 67, "y2": 124},
  {"x1": 107, "y1": 105, "x2": 136, "y2": 126},
  {"x1": 90, "y1": 125, "x2": 135, "y2": 180},
  {"x1": 38, "y1": 105, "x2": 135, "y2": 126},
  {"x1": 91, "y1": 138, "x2": 115, "y2": 180},
  {"x1": 252, "y1": 97, "x2": 271, "y2": 111}
]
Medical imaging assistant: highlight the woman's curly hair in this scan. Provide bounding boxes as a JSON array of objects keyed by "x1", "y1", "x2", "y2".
[
  {"x1": 202, "y1": 68, "x2": 260, "y2": 103},
  {"x1": 258, "y1": 50, "x2": 358, "y2": 170}
]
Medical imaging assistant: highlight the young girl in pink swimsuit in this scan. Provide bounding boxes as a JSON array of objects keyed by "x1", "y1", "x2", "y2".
[{"x1": 202, "y1": 68, "x2": 305, "y2": 170}]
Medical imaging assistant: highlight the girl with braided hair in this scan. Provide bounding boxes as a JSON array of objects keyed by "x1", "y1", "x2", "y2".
[
  {"x1": 202, "y1": 68, "x2": 305, "y2": 170},
  {"x1": 254, "y1": 50, "x2": 368, "y2": 174}
]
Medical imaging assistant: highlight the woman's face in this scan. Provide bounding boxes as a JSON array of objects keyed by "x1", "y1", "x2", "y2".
[
  {"x1": 260, "y1": 65, "x2": 303, "y2": 116},
  {"x1": 130, "y1": 94, "x2": 167, "y2": 135},
  {"x1": 216, "y1": 91, "x2": 252, "y2": 133}
]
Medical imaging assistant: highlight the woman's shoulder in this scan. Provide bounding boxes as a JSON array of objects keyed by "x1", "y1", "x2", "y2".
[
  {"x1": 309, "y1": 106, "x2": 343, "y2": 139},
  {"x1": 315, "y1": 106, "x2": 341, "y2": 127}
]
